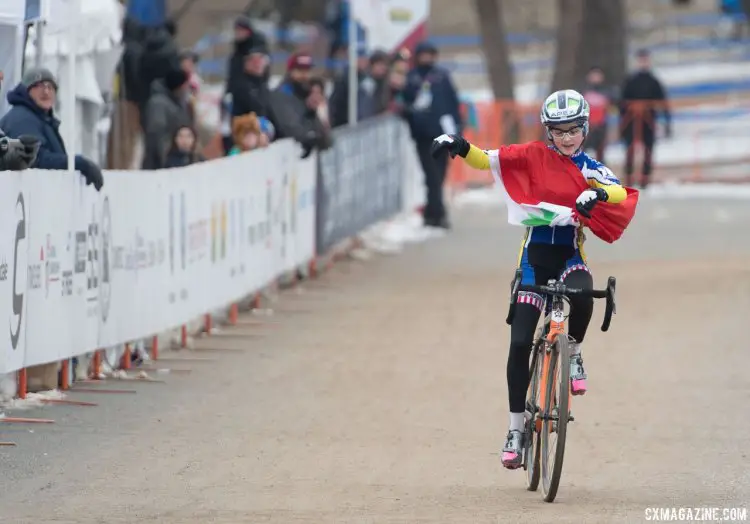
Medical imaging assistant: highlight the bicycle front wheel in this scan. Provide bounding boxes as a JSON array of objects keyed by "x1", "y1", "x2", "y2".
[
  {"x1": 525, "y1": 338, "x2": 544, "y2": 491},
  {"x1": 540, "y1": 335, "x2": 571, "y2": 503}
]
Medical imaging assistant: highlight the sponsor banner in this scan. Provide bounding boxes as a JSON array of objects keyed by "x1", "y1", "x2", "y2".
[{"x1": 0, "y1": 139, "x2": 316, "y2": 373}]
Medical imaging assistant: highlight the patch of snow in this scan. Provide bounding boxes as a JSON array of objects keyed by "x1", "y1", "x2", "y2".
[{"x1": 359, "y1": 212, "x2": 446, "y2": 254}]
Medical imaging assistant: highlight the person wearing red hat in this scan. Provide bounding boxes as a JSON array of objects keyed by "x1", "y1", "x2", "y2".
[{"x1": 276, "y1": 52, "x2": 315, "y2": 103}]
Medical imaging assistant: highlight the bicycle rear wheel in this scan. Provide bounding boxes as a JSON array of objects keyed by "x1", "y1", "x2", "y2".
[
  {"x1": 540, "y1": 335, "x2": 571, "y2": 502},
  {"x1": 524, "y1": 338, "x2": 544, "y2": 491}
]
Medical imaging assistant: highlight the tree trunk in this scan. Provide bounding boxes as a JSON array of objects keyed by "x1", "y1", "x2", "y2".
[
  {"x1": 551, "y1": 0, "x2": 627, "y2": 92},
  {"x1": 474, "y1": 0, "x2": 514, "y2": 100},
  {"x1": 550, "y1": 0, "x2": 586, "y2": 92}
]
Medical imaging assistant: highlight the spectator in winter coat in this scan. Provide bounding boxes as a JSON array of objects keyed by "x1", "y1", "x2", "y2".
[
  {"x1": 164, "y1": 125, "x2": 205, "y2": 168},
  {"x1": 386, "y1": 50, "x2": 410, "y2": 114},
  {"x1": 141, "y1": 68, "x2": 192, "y2": 170},
  {"x1": 619, "y1": 48, "x2": 671, "y2": 188},
  {"x1": 138, "y1": 22, "x2": 181, "y2": 128},
  {"x1": 0, "y1": 67, "x2": 103, "y2": 190},
  {"x1": 118, "y1": 17, "x2": 149, "y2": 107},
  {"x1": 225, "y1": 16, "x2": 268, "y2": 99},
  {"x1": 581, "y1": 66, "x2": 616, "y2": 163},
  {"x1": 276, "y1": 52, "x2": 314, "y2": 103},
  {"x1": 402, "y1": 41, "x2": 462, "y2": 229},
  {"x1": 328, "y1": 47, "x2": 382, "y2": 127},
  {"x1": 231, "y1": 46, "x2": 274, "y2": 119},
  {"x1": 368, "y1": 49, "x2": 391, "y2": 115}
]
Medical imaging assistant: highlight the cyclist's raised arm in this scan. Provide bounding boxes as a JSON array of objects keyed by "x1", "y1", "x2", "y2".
[
  {"x1": 431, "y1": 135, "x2": 529, "y2": 173},
  {"x1": 464, "y1": 144, "x2": 490, "y2": 170}
]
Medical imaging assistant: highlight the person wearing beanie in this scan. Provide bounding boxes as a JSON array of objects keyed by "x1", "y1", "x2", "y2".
[
  {"x1": 0, "y1": 67, "x2": 104, "y2": 190},
  {"x1": 141, "y1": 67, "x2": 192, "y2": 169},
  {"x1": 231, "y1": 46, "x2": 273, "y2": 119},
  {"x1": 225, "y1": 15, "x2": 269, "y2": 100}
]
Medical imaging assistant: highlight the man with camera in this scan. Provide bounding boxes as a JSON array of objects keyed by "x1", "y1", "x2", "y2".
[{"x1": 0, "y1": 67, "x2": 103, "y2": 189}]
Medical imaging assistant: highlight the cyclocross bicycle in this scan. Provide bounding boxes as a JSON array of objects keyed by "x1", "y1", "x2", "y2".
[{"x1": 505, "y1": 268, "x2": 616, "y2": 503}]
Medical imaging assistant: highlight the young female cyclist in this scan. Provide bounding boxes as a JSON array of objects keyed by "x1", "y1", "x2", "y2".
[{"x1": 430, "y1": 89, "x2": 629, "y2": 470}]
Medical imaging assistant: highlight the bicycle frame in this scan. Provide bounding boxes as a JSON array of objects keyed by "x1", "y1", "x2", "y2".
[{"x1": 536, "y1": 290, "x2": 568, "y2": 433}]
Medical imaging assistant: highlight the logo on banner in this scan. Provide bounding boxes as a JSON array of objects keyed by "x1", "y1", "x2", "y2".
[
  {"x1": 221, "y1": 201, "x2": 227, "y2": 260},
  {"x1": 230, "y1": 200, "x2": 236, "y2": 251},
  {"x1": 74, "y1": 231, "x2": 87, "y2": 274},
  {"x1": 211, "y1": 202, "x2": 217, "y2": 263},
  {"x1": 100, "y1": 197, "x2": 112, "y2": 323},
  {"x1": 180, "y1": 192, "x2": 186, "y2": 271},
  {"x1": 169, "y1": 193, "x2": 175, "y2": 274},
  {"x1": 265, "y1": 180, "x2": 272, "y2": 248},
  {"x1": 43, "y1": 234, "x2": 61, "y2": 298},
  {"x1": 10, "y1": 193, "x2": 26, "y2": 350},
  {"x1": 278, "y1": 173, "x2": 288, "y2": 260},
  {"x1": 290, "y1": 173, "x2": 298, "y2": 235}
]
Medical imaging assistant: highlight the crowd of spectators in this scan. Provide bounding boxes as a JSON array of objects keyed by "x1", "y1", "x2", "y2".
[
  {"x1": 0, "y1": 9, "x2": 463, "y2": 234},
  {"x1": 216, "y1": 15, "x2": 414, "y2": 160}
]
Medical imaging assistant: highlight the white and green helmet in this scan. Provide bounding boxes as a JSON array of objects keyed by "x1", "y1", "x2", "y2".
[{"x1": 540, "y1": 89, "x2": 590, "y2": 128}]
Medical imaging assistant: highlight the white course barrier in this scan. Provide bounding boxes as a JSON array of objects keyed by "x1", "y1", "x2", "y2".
[
  {"x1": 0, "y1": 115, "x2": 426, "y2": 400},
  {"x1": 0, "y1": 139, "x2": 316, "y2": 375}
]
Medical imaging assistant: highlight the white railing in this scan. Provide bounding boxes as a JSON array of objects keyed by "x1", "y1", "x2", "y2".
[{"x1": 0, "y1": 115, "x2": 425, "y2": 397}]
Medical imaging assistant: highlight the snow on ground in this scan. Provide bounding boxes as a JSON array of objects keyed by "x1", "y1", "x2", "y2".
[
  {"x1": 357, "y1": 212, "x2": 446, "y2": 256},
  {"x1": 461, "y1": 61, "x2": 750, "y2": 103}
]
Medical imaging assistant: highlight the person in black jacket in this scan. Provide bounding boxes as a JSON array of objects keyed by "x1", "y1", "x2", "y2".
[
  {"x1": 225, "y1": 16, "x2": 268, "y2": 99},
  {"x1": 137, "y1": 21, "x2": 181, "y2": 131},
  {"x1": 403, "y1": 41, "x2": 462, "y2": 229},
  {"x1": 231, "y1": 46, "x2": 274, "y2": 119},
  {"x1": 619, "y1": 49, "x2": 671, "y2": 188}
]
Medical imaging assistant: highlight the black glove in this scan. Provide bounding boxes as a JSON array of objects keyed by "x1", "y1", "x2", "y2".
[
  {"x1": 299, "y1": 131, "x2": 319, "y2": 159},
  {"x1": 430, "y1": 133, "x2": 470, "y2": 159},
  {"x1": 575, "y1": 187, "x2": 608, "y2": 219},
  {"x1": 77, "y1": 155, "x2": 104, "y2": 191},
  {"x1": 300, "y1": 143, "x2": 314, "y2": 159}
]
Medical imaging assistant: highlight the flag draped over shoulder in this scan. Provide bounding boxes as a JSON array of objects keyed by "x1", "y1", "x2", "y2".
[{"x1": 486, "y1": 141, "x2": 639, "y2": 243}]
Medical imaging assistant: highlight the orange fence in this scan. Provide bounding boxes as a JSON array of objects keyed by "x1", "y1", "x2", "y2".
[{"x1": 448, "y1": 96, "x2": 750, "y2": 189}]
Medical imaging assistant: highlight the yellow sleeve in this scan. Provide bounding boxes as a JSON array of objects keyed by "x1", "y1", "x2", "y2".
[
  {"x1": 588, "y1": 178, "x2": 627, "y2": 203},
  {"x1": 463, "y1": 144, "x2": 491, "y2": 170}
]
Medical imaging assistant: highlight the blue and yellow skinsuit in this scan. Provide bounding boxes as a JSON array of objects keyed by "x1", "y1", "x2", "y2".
[{"x1": 462, "y1": 144, "x2": 627, "y2": 300}]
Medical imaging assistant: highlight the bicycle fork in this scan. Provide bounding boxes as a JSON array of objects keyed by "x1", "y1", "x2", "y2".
[{"x1": 536, "y1": 302, "x2": 574, "y2": 434}]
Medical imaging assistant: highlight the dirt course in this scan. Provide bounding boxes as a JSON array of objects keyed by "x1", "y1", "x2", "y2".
[{"x1": 1, "y1": 197, "x2": 748, "y2": 523}]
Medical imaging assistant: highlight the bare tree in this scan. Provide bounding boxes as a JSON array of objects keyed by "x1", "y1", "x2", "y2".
[
  {"x1": 551, "y1": 0, "x2": 627, "y2": 92},
  {"x1": 474, "y1": 0, "x2": 514, "y2": 100}
]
